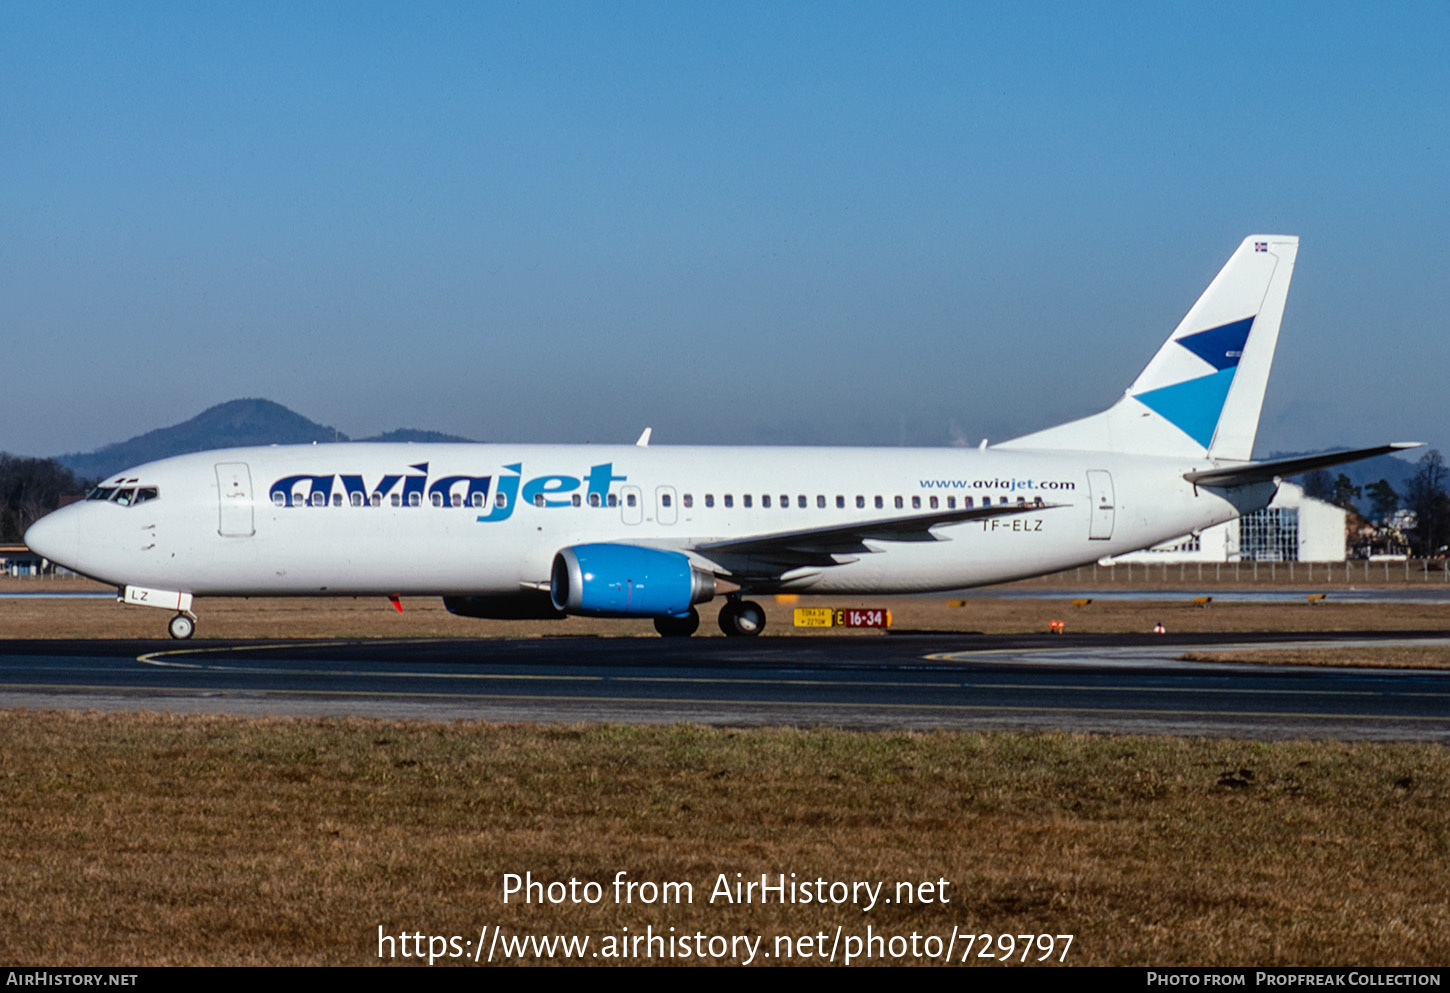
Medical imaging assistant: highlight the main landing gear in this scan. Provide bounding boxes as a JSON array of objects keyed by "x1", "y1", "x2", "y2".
[
  {"x1": 652, "y1": 599, "x2": 767, "y2": 638},
  {"x1": 717, "y1": 598, "x2": 766, "y2": 638},
  {"x1": 653, "y1": 608, "x2": 700, "y2": 637}
]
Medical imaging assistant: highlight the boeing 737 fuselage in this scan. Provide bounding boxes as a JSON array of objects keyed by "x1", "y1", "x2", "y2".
[{"x1": 24, "y1": 236, "x2": 1417, "y2": 638}]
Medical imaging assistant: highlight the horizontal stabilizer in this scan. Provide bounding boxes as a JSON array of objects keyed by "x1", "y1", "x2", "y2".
[{"x1": 1182, "y1": 443, "x2": 1423, "y2": 489}]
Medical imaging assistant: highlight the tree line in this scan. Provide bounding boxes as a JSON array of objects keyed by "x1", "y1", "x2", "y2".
[
  {"x1": 0, "y1": 455, "x2": 91, "y2": 544},
  {"x1": 1301, "y1": 450, "x2": 1450, "y2": 558}
]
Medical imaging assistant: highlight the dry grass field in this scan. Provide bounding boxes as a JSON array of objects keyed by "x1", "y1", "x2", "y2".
[
  {"x1": 1, "y1": 712, "x2": 1447, "y2": 966},
  {"x1": 1182, "y1": 646, "x2": 1450, "y2": 669}
]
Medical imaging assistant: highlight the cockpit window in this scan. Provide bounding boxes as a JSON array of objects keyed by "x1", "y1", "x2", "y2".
[{"x1": 88, "y1": 484, "x2": 160, "y2": 505}]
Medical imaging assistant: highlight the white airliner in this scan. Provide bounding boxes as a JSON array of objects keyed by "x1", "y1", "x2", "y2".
[{"x1": 26, "y1": 235, "x2": 1416, "y2": 639}]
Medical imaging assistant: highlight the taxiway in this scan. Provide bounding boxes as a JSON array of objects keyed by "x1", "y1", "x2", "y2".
[{"x1": 1, "y1": 632, "x2": 1446, "y2": 740}]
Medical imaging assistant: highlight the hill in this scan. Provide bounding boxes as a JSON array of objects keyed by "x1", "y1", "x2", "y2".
[{"x1": 55, "y1": 400, "x2": 476, "y2": 481}]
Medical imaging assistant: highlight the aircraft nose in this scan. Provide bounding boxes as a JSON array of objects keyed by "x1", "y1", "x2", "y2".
[{"x1": 24, "y1": 507, "x2": 80, "y2": 572}]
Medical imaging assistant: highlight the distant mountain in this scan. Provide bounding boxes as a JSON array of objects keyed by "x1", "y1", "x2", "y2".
[
  {"x1": 1335, "y1": 452, "x2": 1425, "y2": 495},
  {"x1": 54, "y1": 399, "x2": 478, "y2": 481},
  {"x1": 1277, "y1": 449, "x2": 1424, "y2": 492}
]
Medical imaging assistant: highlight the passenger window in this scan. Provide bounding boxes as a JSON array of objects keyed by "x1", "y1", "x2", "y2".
[
  {"x1": 431, "y1": 492, "x2": 444, "y2": 507},
  {"x1": 724, "y1": 494, "x2": 733, "y2": 508},
  {"x1": 452, "y1": 493, "x2": 462, "y2": 507},
  {"x1": 333, "y1": 493, "x2": 343, "y2": 507},
  {"x1": 496, "y1": 493, "x2": 507, "y2": 508},
  {"x1": 371, "y1": 493, "x2": 382, "y2": 507},
  {"x1": 911, "y1": 496, "x2": 921, "y2": 509},
  {"x1": 1016, "y1": 497, "x2": 1026, "y2": 506},
  {"x1": 571, "y1": 494, "x2": 581, "y2": 507},
  {"x1": 874, "y1": 496, "x2": 884, "y2": 509},
  {"x1": 856, "y1": 495, "x2": 865, "y2": 509},
  {"x1": 762, "y1": 495, "x2": 771, "y2": 508},
  {"x1": 682, "y1": 494, "x2": 692, "y2": 508},
  {"x1": 661, "y1": 494, "x2": 672, "y2": 508},
  {"x1": 534, "y1": 494, "x2": 545, "y2": 507},
  {"x1": 589, "y1": 493, "x2": 601, "y2": 507},
  {"x1": 272, "y1": 492, "x2": 286, "y2": 507},
  {"x1": 705, "y1": 494, "x2": 714, "y2": 508},
  {"x1": 608, "y1": 494, "x2": 618, "y2": 507},
  {"x1": 351, "y1": 492, "x2": 363, "y2": 507},
  {"x1": 929, "y1": 496, "x2": 938, "y2": 509},
  {"x1": 626, "y1": 493, "x2": 637, "y2": 508},
  {"x1": 471, "y1": 493, "x2": 484, "y2": 507},
  {"x1": 835, "y1": 495, "x2": 844, "y2": 509},
  {"x1": 743, "y1": 495, "x2": 752, "y2": 508},
  {"x1": 894, "y1": 496, "x2": 904, "y2": 509},
  {"x1": 964, "y1": 497, "x2": 973, "y2": 508},
  {"x1": 408, "y1": 492, "x2": 421, "y2": 507},
  {"x1": 947, "y1": 496, "x2": 955, "y2": 509},
  {"x1": 780, "y1": 495, "x2": 788, "y2": 508},
  {"x1": 391, "y1": 494, "x2": 402, "y2": 507},
  {"x1": 293, "y1": 491, "x2": 305, "y2": 507}
]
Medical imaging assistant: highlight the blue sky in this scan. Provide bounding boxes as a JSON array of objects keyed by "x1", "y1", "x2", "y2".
[{"x1": 4, "y1": 1, "x2": 1447, "y2": 458}]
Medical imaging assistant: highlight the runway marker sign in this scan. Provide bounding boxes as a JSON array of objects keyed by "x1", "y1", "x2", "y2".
[{"x1": 793, "y1": 608, "x2": 891, "y2": 629}]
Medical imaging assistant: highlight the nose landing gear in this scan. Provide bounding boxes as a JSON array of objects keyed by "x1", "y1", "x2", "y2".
[
  {"x1": 120, "y1": 586, "x2": 198, "y2": 639},
  {"x1": 167, "y1": 612, "x2": 197, "y2": 640}
]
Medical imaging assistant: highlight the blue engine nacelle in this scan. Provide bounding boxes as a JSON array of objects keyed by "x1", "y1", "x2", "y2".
[{"x1": 550, "y1": 544, "x2": 716, "y2": 617}]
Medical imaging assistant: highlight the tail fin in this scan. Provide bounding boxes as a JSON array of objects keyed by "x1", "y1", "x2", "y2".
[{"x1": 998, "y1": 235, "x2": 1298, "y2": 460}]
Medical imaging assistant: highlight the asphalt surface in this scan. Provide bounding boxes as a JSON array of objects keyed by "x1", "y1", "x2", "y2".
[{"x1": 2, "y1": 631, "x2": 1448, "y2": 740}]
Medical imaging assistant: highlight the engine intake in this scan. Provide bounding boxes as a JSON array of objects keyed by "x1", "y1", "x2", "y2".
[{"x1": 551, "y1": 544, "x2": 716, "y2": 617}]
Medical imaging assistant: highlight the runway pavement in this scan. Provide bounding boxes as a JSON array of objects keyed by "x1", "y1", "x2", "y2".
[{"x1": 1, "y1": 631, "x2": 1447, "y2": 740}]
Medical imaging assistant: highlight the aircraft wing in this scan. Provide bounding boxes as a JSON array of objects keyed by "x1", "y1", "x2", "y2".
[
  {"x1": 694, "y1": 501, "x2": 1066, "y2": 567},
  {"x1": 1183, "y1": 443, "x2": 1423, "y2": 489}
]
